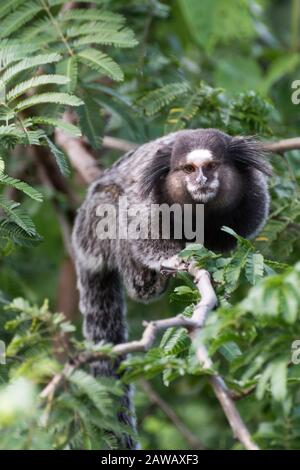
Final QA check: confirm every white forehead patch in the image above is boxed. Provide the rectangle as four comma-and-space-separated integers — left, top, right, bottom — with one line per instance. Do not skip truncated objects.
186, 149, 213, 166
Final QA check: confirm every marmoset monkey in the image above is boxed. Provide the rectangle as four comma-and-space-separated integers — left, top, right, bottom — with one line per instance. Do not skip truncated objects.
72, 128, 271, 449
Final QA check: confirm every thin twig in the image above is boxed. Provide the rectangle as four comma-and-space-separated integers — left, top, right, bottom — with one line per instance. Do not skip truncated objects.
140, 379, 205, 450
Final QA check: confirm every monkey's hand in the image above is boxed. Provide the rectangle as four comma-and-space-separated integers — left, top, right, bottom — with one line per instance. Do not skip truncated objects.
160, 255, 188, 277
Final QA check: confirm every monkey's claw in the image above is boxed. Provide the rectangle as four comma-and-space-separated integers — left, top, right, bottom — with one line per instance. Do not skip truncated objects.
160, 266, 178, 277
160, 256, 188, 277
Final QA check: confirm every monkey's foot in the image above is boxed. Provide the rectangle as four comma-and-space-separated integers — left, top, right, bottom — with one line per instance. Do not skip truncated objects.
160, 255, 188, 277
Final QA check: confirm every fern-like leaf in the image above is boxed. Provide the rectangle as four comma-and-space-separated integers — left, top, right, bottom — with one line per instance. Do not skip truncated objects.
77, 48, 123, 82
60, 9, 125, 24
0, 0, 27, 20
56, 56, 78, 93
43, 135, 70, 176
20, 17, 54, 41
68, 370, 114, 415
77, 90, 103, 149
31, 116, 81, 137
6, 74, 70, 101
165, 82, 222, 132
14, 92, 83, 111
1, 53, 62, 84
0, 156, 4, 174
0, 174, 43, 201
74, 28, 138, 48
0, 220, 42, 246
139, 82, 190, 116
67, 22, 126, 38
0, 2, 43, 38
0, 40, 40, 68
0, 195, 37, 235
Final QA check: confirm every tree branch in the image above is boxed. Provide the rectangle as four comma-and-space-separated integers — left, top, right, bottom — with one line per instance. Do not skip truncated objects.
102, 136, 300, 156
54, 112, 102, 184
101, 136, 300, 156
102, 136, 137, 152
263, 137, 300, 153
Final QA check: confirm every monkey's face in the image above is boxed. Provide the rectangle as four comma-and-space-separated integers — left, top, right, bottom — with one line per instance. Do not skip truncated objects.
165, 129, 230, 204
179, 149, 222, 203
167, 148, 223, 204
143, 128, 270, 208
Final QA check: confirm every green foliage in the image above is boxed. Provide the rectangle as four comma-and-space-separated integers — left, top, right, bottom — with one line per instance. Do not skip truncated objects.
77, 49, 124, 82
138, 82, 275, 136
0, 297, 126, 450
139, 82, 191, 116
178, 0, 255, 52
0, 0, 137, 243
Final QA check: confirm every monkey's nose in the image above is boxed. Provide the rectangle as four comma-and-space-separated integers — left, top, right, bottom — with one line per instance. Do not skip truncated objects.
196, 171, 207, 187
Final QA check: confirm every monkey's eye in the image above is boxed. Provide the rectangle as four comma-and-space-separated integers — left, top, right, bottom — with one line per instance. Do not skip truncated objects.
205, 162, 219, 171
183, 164, 196, 174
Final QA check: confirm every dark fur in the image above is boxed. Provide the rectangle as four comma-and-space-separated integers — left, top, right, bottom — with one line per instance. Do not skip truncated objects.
142, 131, 271, 199
226, 136, 271, 176
140, 130, 271, 251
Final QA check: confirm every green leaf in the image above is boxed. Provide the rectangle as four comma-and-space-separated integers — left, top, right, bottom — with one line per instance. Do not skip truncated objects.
77, 49, 124, 82
257, 360, 288, 402
256, 363, 273, 400
259, 54, 300, 95
31, 116, 81, 137
77, 91, 103, 149
139, 82, 190, 116
246, 253, 264, 285
0, 0, 27, 20
0, 195, 37, 235
43, 135, 70, 176
61, 9, 125, 24
0, 221, 42, 246
241, 264, 300, 323
0, 156, 5, 173
219, 341, 242, 362
224, 247, 251, 293
271, 360, 287, 402
0, 2, 43, 38
1, 53, 62, 84
6, 74, 70, 102
74, 29, 138, 48
14, 92, 83, 111
0, 41, 41, 68
165, 82, 222, 132
0, 174, 43, 201
178, 0, 255, 52
56, 56, 78, 93
68, 370, 113, 414
67, 21, 127, 38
